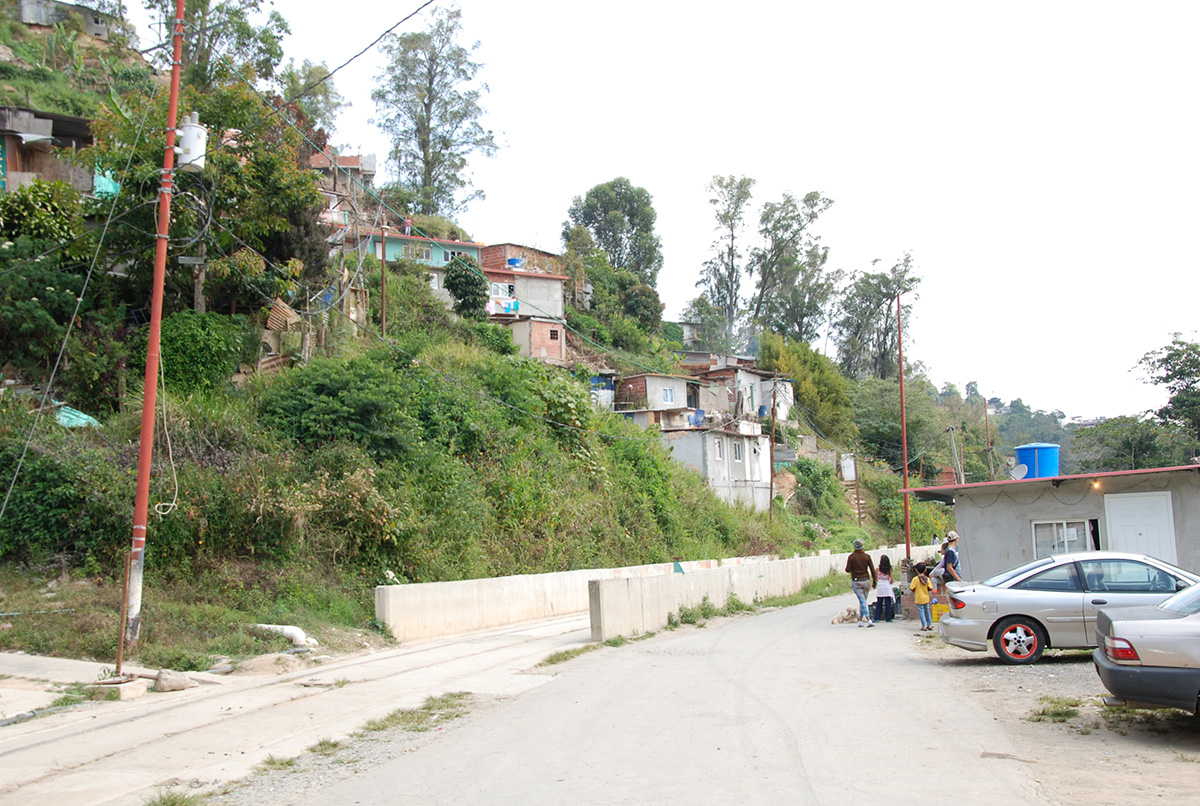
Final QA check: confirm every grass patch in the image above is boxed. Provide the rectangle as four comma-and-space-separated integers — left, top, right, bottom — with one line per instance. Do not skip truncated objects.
759, 569, 852, 608
359, 691, 471, 734
541, 644, 601, 665
141, 788, 205, 806
604, 636, 628, 647
50, 681, 119, 708
256, 754, 297, 771
1028, 696, 1083, 723
308, 738, 343, 756
1101, 704, 1196, 734
0, 564, 385, 671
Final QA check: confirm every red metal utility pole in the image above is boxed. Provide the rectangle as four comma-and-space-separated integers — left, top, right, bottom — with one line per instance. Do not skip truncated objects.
125, 0, 186, 646
380, 231, 387, 337
897, 293, 911, 560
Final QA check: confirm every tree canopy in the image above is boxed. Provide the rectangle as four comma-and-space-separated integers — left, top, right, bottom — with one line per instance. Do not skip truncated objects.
832, 254, 920, 380
563, 177, 664, 287
144, 0, 289, 92
748, 191, 838, 344
698, 174, 755, 344
1139, 335, 1200, 441
371, 7, 497, 216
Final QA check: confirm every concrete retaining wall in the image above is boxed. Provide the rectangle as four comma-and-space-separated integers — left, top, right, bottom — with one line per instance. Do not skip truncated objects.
375, 556, 774, 643
588, 545, 942, 642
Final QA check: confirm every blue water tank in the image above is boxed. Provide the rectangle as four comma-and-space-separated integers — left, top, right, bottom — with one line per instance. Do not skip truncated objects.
1014, 443, 1060, 478
757, 404, 769, 418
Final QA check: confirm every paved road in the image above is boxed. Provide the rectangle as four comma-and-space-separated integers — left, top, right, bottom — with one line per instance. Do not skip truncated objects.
228, 595, 1055, 806
0, 614, 592, 806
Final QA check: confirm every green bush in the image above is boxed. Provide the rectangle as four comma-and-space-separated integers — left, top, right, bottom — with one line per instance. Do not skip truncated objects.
130, 311, 246, 394
259, 353, 419, 459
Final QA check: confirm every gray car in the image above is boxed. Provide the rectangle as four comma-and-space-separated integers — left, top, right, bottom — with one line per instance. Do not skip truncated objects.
1094, 582, 1200, 713
937, 551, 1198, 665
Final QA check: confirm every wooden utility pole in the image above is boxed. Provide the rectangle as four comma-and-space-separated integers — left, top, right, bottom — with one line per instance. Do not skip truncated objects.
124, 0, 186, 646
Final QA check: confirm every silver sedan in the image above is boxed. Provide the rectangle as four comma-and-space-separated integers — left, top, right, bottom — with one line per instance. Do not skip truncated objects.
937, 551, 1199, 665
1094, 583, 1200, 713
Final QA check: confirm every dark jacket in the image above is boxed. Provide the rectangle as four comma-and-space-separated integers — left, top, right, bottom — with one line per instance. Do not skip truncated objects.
845, 550, 877, 584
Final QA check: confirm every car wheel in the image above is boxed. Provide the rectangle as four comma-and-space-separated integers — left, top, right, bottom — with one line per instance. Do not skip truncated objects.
992, 617, 1046, 665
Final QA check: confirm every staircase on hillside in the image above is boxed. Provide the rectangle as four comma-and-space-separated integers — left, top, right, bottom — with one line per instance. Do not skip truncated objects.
841, 478, 865, 526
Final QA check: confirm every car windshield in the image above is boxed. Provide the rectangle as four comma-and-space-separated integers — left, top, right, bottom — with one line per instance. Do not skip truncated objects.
1158, 582, 1200, 615
982, 557, 1054, 588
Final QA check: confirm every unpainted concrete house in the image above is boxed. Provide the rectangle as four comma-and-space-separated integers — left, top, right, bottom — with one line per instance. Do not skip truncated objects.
911, 465, 1200, 580
661, 423, 772, 511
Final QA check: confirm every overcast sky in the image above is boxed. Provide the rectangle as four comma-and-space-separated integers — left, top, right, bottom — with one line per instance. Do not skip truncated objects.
132, 1, 1200, 421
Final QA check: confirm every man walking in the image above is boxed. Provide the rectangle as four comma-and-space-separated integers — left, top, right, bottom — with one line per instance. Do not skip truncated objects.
846, 538, 877, 627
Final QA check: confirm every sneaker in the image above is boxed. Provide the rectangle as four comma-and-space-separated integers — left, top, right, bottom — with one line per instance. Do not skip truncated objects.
867, 620, 875, 628
858, 620, 865, 628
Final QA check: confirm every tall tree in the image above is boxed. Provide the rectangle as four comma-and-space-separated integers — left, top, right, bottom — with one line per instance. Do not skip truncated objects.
372, 7, 497, 216
1139, 335, 1200, 440
563, 177, 664, 287
832, 253, 920, 380
144, 0, 289, 92
748, 191, 837, 343
277, 58, 346, 137
698, 175, 755, 346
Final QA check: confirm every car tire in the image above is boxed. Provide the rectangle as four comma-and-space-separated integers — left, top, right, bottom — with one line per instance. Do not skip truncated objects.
992, 617, 1046, 665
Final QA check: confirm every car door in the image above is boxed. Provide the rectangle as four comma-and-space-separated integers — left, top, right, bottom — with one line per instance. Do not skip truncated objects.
1007, 561, 1087, 649
1078, 558, 1182, 644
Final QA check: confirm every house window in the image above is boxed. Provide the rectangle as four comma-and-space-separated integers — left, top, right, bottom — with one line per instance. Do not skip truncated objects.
549, 329, 559, 341
403, 244, 432, 261
714, 438, 723, 460
444, 249, 471, 263
733, 441, 743, 462
429, 273, 439, 290
662, 388, 675, 404
1031, 519, 1099, 558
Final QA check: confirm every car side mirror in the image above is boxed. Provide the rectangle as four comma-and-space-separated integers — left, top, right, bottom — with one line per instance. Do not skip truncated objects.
1178, 579, 1193, 592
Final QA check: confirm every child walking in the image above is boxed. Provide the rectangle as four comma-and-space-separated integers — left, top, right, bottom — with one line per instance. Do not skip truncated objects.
872, 555, 896, 622
910, 561, 934, 630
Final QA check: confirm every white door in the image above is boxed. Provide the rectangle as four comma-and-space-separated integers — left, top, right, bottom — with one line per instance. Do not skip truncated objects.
1103, 492, 1177, 563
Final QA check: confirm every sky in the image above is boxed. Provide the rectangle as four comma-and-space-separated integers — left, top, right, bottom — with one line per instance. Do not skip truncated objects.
128, 1, 1200, 421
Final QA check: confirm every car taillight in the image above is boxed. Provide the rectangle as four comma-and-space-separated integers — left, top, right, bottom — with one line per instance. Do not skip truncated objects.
949, 596, 966, 609
1104, 635, 1141, 663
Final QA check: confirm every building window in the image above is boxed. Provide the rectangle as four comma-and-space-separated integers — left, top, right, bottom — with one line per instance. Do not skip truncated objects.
733, 441, 743, 462
714, 438, 723, 460
429, 273, 439, 290
662, 388, 675, 404
549, 329, 559, 341
444, 249, 471, 262
403, 244, 432, 261
1031, 519, 1099, 558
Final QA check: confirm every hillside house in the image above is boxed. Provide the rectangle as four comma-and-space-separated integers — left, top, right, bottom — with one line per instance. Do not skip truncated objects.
695, 365, 792, 421
0, 107, 94, 193
910, 465, 1200, 580
308, 152, 376, 236
365, 232, 569, 361
661, 422, 772, 510
18, 1, 112, 39
615, 372, 701, 430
